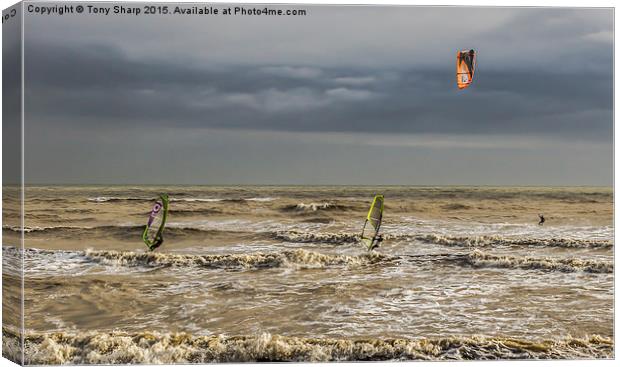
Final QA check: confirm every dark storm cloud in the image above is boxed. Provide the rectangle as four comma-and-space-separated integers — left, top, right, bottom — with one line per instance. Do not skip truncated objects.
25, 36, 611, 140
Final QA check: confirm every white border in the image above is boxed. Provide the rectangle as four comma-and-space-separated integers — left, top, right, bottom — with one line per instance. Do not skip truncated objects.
0, 1, 616, 367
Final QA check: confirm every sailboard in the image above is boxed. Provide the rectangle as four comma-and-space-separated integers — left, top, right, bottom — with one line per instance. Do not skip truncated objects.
456, 49, 476, 89
361, 194, 384, 251
142, 193, 169, 251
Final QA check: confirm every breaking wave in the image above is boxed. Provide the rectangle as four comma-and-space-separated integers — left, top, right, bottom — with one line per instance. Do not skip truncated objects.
87, 196, 150, 203
3, 225, 146, 239
273, 230, 360, 244
281, 202, 349, 212
246, 197, 277, 202
5, 225, 360, 244
5, 223, 612, 252
3, 225, 101, 234
462, 250, 613, 274
2, 225, 249, 241
268, 230, 613, 250
11, 245, 610, 274
416, 234, 613, 249
83, 248, 389, 270
3, 328, 612, 364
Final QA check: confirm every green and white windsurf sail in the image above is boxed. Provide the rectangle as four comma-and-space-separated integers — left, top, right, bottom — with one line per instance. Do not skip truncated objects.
142, 194, 169, 251
361, 194, 384, 251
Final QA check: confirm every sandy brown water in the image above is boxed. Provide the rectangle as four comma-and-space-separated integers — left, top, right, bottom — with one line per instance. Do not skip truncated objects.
2, 186, 614, 363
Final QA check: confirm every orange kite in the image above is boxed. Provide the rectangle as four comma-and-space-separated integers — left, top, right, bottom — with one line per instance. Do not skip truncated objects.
456, 49, 476, 90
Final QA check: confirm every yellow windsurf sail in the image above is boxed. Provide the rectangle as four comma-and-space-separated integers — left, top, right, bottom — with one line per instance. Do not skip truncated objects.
361, 194, 384, 251
456, 49, 476, 90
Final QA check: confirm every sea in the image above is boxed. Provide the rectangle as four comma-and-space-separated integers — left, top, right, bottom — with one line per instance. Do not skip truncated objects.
1, 185, 614, 363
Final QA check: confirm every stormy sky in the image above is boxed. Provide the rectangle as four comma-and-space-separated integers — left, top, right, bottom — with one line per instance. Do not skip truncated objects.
22, 4, 612, 185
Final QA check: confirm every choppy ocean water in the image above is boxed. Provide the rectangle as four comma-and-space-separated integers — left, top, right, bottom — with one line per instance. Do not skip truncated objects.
2, 186, 614, 363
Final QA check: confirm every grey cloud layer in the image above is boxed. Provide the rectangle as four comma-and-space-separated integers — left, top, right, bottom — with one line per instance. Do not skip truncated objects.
26, 38, 611, 139
20, 4, 613, 184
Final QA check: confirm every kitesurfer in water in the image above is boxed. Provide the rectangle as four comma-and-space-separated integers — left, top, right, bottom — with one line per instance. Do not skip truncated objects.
538, 214, 545, 226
